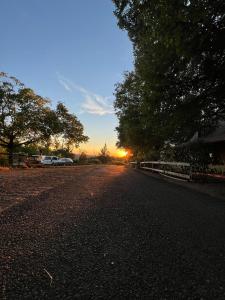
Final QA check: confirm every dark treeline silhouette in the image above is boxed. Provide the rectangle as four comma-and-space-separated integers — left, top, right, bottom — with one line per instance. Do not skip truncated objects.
113, 0, 225, 162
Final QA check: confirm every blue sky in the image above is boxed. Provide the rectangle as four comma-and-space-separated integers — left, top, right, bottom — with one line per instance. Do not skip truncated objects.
0, 0, 133, 155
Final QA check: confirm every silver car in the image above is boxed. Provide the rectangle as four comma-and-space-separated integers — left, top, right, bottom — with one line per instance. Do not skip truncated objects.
52, 158, 73, 166
41, 156, 59, 165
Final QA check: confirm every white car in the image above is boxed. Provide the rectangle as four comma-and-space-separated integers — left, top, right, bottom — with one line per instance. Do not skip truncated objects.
41, 156, 59, 165
52, 158, 73, 166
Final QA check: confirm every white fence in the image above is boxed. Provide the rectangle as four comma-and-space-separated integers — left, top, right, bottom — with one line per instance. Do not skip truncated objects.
130, 161, 192, 181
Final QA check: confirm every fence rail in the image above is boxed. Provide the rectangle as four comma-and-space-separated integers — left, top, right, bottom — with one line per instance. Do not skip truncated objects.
130, 161, 192, 181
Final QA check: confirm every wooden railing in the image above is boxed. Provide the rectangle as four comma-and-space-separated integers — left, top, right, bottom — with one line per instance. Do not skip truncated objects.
130, 161, 192, 181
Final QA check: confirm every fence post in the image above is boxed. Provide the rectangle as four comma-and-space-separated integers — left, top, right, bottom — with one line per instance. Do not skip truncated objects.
189, 164, 192, 181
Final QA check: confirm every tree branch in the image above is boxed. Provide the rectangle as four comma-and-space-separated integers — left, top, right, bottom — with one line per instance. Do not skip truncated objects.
0, 143, 7, 148
17, 139, 39, 146
0, 138, 8, 145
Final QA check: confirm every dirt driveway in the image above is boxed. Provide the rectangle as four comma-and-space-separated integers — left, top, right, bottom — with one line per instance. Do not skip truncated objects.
0, 166, 103, 213
1, 165, 225, 299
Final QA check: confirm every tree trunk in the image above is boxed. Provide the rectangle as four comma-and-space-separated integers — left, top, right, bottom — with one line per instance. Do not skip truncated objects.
7, 143, 14, 167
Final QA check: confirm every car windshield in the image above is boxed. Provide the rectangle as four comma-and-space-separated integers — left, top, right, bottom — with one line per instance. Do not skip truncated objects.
44, 156, 51, 160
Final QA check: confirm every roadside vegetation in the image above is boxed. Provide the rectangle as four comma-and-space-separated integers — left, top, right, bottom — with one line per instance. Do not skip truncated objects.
78, 144, 125, 165
113, 0, 225, 165
0, 72, 89, 165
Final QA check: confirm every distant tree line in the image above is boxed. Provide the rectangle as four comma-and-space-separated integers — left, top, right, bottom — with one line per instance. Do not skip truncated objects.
78, 143, 112, 164
0, 72, 88, 164
113, 0, 225, 161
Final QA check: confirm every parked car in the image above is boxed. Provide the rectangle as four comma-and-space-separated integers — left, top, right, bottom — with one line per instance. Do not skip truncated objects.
52, 158, 73, 166
41, 156, 59, 165
26, 155, 43, 167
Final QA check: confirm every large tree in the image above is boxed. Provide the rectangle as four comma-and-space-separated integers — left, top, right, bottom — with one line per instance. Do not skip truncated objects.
0, 73, 88, 164
113, 0, 225, 158
55, 102, 89, 150
114, 72, 151, 158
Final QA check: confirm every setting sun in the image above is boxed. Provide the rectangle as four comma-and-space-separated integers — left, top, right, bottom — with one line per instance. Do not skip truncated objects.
116, 149, 128, 158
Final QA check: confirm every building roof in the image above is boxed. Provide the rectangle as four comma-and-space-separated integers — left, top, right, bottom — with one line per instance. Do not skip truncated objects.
178, 121, 225, 147
201, 121, 225, 144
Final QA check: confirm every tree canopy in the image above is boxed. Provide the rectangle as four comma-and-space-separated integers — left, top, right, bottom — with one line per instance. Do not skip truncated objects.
0, 73, 88, 162
55, 102, 89, 150
113, 0, 225, 159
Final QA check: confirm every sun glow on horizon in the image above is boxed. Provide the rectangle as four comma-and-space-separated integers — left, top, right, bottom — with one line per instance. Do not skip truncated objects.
116, 149, 129, 158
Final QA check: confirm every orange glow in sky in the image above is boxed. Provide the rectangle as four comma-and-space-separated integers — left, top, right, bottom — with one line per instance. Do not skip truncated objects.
116, 149, 128, 158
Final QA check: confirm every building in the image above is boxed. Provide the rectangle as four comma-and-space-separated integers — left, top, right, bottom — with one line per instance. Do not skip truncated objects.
179, 122, 225, 164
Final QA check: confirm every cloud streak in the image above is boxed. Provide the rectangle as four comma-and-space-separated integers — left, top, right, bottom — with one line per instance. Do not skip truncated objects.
57, 73, 113, 116
58, 79, 72, 92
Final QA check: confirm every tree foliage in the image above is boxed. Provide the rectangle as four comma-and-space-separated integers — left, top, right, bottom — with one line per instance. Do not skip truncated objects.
0, 73, 88, 163
55, 102, 89, 150
113, 0, 225, 159
98, 143, 111, 163
79, 151, 87, 163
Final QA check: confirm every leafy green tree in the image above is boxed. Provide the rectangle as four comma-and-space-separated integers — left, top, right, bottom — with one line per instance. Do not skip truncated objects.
0, 73, 88, 164
0, 73, 56, 164
52, 148, 75, 159
114, 72, 146, 156
113, 0, 225, 157
55, 102, 89, 150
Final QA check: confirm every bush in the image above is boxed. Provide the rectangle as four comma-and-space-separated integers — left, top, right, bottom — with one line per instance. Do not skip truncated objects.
0, 154, 9, 166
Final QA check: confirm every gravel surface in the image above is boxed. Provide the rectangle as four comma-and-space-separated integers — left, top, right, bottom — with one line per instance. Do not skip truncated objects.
1, 165, 225, 299
0, 166, 95, 213
138, 169, 225, 200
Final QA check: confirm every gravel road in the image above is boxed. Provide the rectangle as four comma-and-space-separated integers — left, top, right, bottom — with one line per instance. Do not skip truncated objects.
1, 165, 225, 299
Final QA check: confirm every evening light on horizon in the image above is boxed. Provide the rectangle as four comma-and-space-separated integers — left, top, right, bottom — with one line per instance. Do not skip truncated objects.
1, 1, 225, 298
0, 0, 133, 156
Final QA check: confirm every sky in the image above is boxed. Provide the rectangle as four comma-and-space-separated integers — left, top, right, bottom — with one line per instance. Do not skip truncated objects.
0, 0, 133, 156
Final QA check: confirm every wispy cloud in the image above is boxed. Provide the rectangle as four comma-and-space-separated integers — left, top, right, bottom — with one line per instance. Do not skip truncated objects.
58, 79, 72, 92
57, 73, 113, 116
